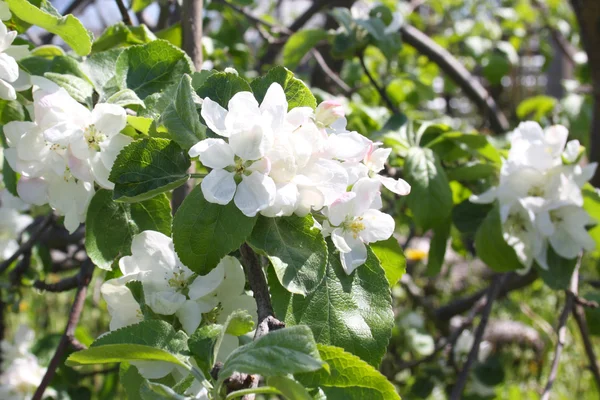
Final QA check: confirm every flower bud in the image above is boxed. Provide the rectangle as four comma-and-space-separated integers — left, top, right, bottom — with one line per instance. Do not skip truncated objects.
315, 99, 344, 127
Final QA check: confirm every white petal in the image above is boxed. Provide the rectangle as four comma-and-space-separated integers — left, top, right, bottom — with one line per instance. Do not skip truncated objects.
227, 91, 260, 123
201, 169, 236, 205
100, 133, 133, 170
90, 153, 114, 189
340, 237, 368, 274
563, 140, 581, 163
379, 175, 411, 195
176, 300, 203, 335
188, 263, 225, 300
215, 334, 239, 363
327, 132, 372, 162
0, 53, 19, 83
331, 228, 352, 253
201, 97, 229, 136
216, 256, 247, 297
545, 125, 568, 157
360, 209, 395, 243
218, 293, 257, 325
92, 103, 127, 137
229, 123, 271, 161
147, 290, 187, 315
469, 187, 497, 204
131, 361, 174, 379
326, 192, 356, 226
17, 177, 48, 205
234, 172, 276, 217
366, 147, 391, 173
259, 83, 287, 131
68, 152, 94, 183
188, 138, 235, 169
0, 77, 15, 100
352, 177, 383, 214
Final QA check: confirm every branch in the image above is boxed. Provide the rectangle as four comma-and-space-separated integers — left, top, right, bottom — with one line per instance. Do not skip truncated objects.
33, 270, 82, 292
358, 53, 400, 114
182, 0, 203, 71
450, 274, 507, 400
400, 24, 510, 134
32, 260, 95, 400
531, 0, 576, 65
0, 216, 53, 274
540, 263, 580, 400
115, 0, 133, 26
572, 304, 600, 391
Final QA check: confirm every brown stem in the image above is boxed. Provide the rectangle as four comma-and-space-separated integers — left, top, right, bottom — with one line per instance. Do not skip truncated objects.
450, 274, 507, 399
540, 263, 580, 400
358, 53, 399, 114
400, 24, 510, 134
115, 0, 133, 26
32, 260, 94, 400
572, 304, 600, 391
182, 0, 203, 71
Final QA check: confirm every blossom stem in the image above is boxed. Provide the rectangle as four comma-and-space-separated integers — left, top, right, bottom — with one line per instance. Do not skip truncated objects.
190, 173, 207, 179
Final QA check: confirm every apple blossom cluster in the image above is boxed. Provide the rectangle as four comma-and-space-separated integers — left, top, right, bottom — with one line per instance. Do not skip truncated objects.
471, 121, 597, 270
190, 83, 411, 273
0, 325, 53, 400
101, 231, 256, 381
4, 78, 132, 233
0, 20, 30, 100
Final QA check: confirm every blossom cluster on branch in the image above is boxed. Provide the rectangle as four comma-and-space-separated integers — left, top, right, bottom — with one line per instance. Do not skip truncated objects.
471, 121, 596, 271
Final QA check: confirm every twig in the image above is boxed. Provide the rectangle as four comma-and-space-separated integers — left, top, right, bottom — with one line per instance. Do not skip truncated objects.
400, 24, 510, 133
32, 260, 95, 400
574, 296, 599, 308
0, 216, 53, 274
310, 49, 351, 94
572, 303, 600, 391
115, 0, 133, 26
531, 0, 576, 65
358, 53, 400, 114
33, 271, 82, 292
450, 274, 507, 399
540, 263, 580, 400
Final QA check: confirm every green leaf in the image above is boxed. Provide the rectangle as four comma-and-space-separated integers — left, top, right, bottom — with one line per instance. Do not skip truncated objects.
251, 66, 317, 110
270, 240, 393, 367
172, 184, 257, 274
219, 326, 325, 383
156, 74, 206, 150
474, 204, 523, 272
188, 310, 255, 376
404, 147, 453, 230
116, 40, 193, 99
188, 325, 221, 377
426, 132, 502, 165
195, 71, 251, 108
30, 45, 65, 58
370, 237, 406, 287
452, 200, 493, 235
109, 138, 191, 202
535, 247, 577, 290
248, 214, 327, 295
296, 344, 400, 400
5, 0, 93, 56
132, 0, 154, 12
85, 189, 172, 270
44, 72, 94, 107
446, 163, 498, 182
584, 293, 600, 337
156, 23, 182, 48
517, 95, 557, 122
92, 319, 188, 353
81, 48, 124, 98
107, 89, 145, 109
66, 344, 186, 368
267, 376, 313, 400
283, 29, 328, 69
92, 23, 156, 53
120, 363, 144, 400
426, 218, 451, 276
140, 381, 188, 400
583, 184, 600, 253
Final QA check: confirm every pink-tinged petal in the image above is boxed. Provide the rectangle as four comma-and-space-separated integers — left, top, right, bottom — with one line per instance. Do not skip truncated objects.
92, 103, 127, 137
17, 177, 48, 205
315, 99, 345, 127
339, 236, 367, 274
360, 209, 395, 243
200, 97, 229, 137
68, 153, 93, 183
365, 147, 391, 173
201, 169, 236, 205
234, 172, 276, 217
352, 177, 382, 214
379, 175, 411, 196
189, 138, 235, 169
306, 159, 349, 206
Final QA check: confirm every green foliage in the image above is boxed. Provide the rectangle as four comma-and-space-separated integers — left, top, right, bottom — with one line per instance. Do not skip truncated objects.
296, 344, 401, 399
283, 29, 328, 69
195, 71, 251, 108
66, 344, 186, 368
251, 66, 317, 110
218, 326, 325, 384
116, 40, 193, 99
426, 218, 451, 276
107, 89, 146, 109
93, 23, 155, 52
44, 72, 94, 107
404, 147, 453, 230
452, 200, 493, 235
267, 376, 313, 400
270, 240, 393, 367
248, 214, 328, 295
172, 184, 257, 274
5, 0, 93, 55
109, 138, 191, 202
85, 190, 172, 270
120, 363, 145, 400
475, 204, 523, 272
370, 237, 406, 287
517, 95, 557, 122
155, 74, 206, 150
535, 247, 577, 290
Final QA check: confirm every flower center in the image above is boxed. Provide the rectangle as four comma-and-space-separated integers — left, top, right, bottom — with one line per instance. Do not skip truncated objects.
527, 185, 544, 197
167, 270, 188, 290
506, 212, 528, 233
343, 216, 365, 239
84, 124, 106, 151
550, 210, 563, 224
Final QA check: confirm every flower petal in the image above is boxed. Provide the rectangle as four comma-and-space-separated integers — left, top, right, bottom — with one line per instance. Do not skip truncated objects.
379, 175, 411, 196
234, 172, 276, 217
201, 169, 236, 205
92, 103, 127, 137
200, 97, 229, 137
188, 262, 225, 300
360, 209, 395, 243
176, 300, 203, 335
188, 138, 235, 169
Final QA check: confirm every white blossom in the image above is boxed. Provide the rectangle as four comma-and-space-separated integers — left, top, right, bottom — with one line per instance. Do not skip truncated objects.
0, 190, 32, 261
0, 21, 30, 101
